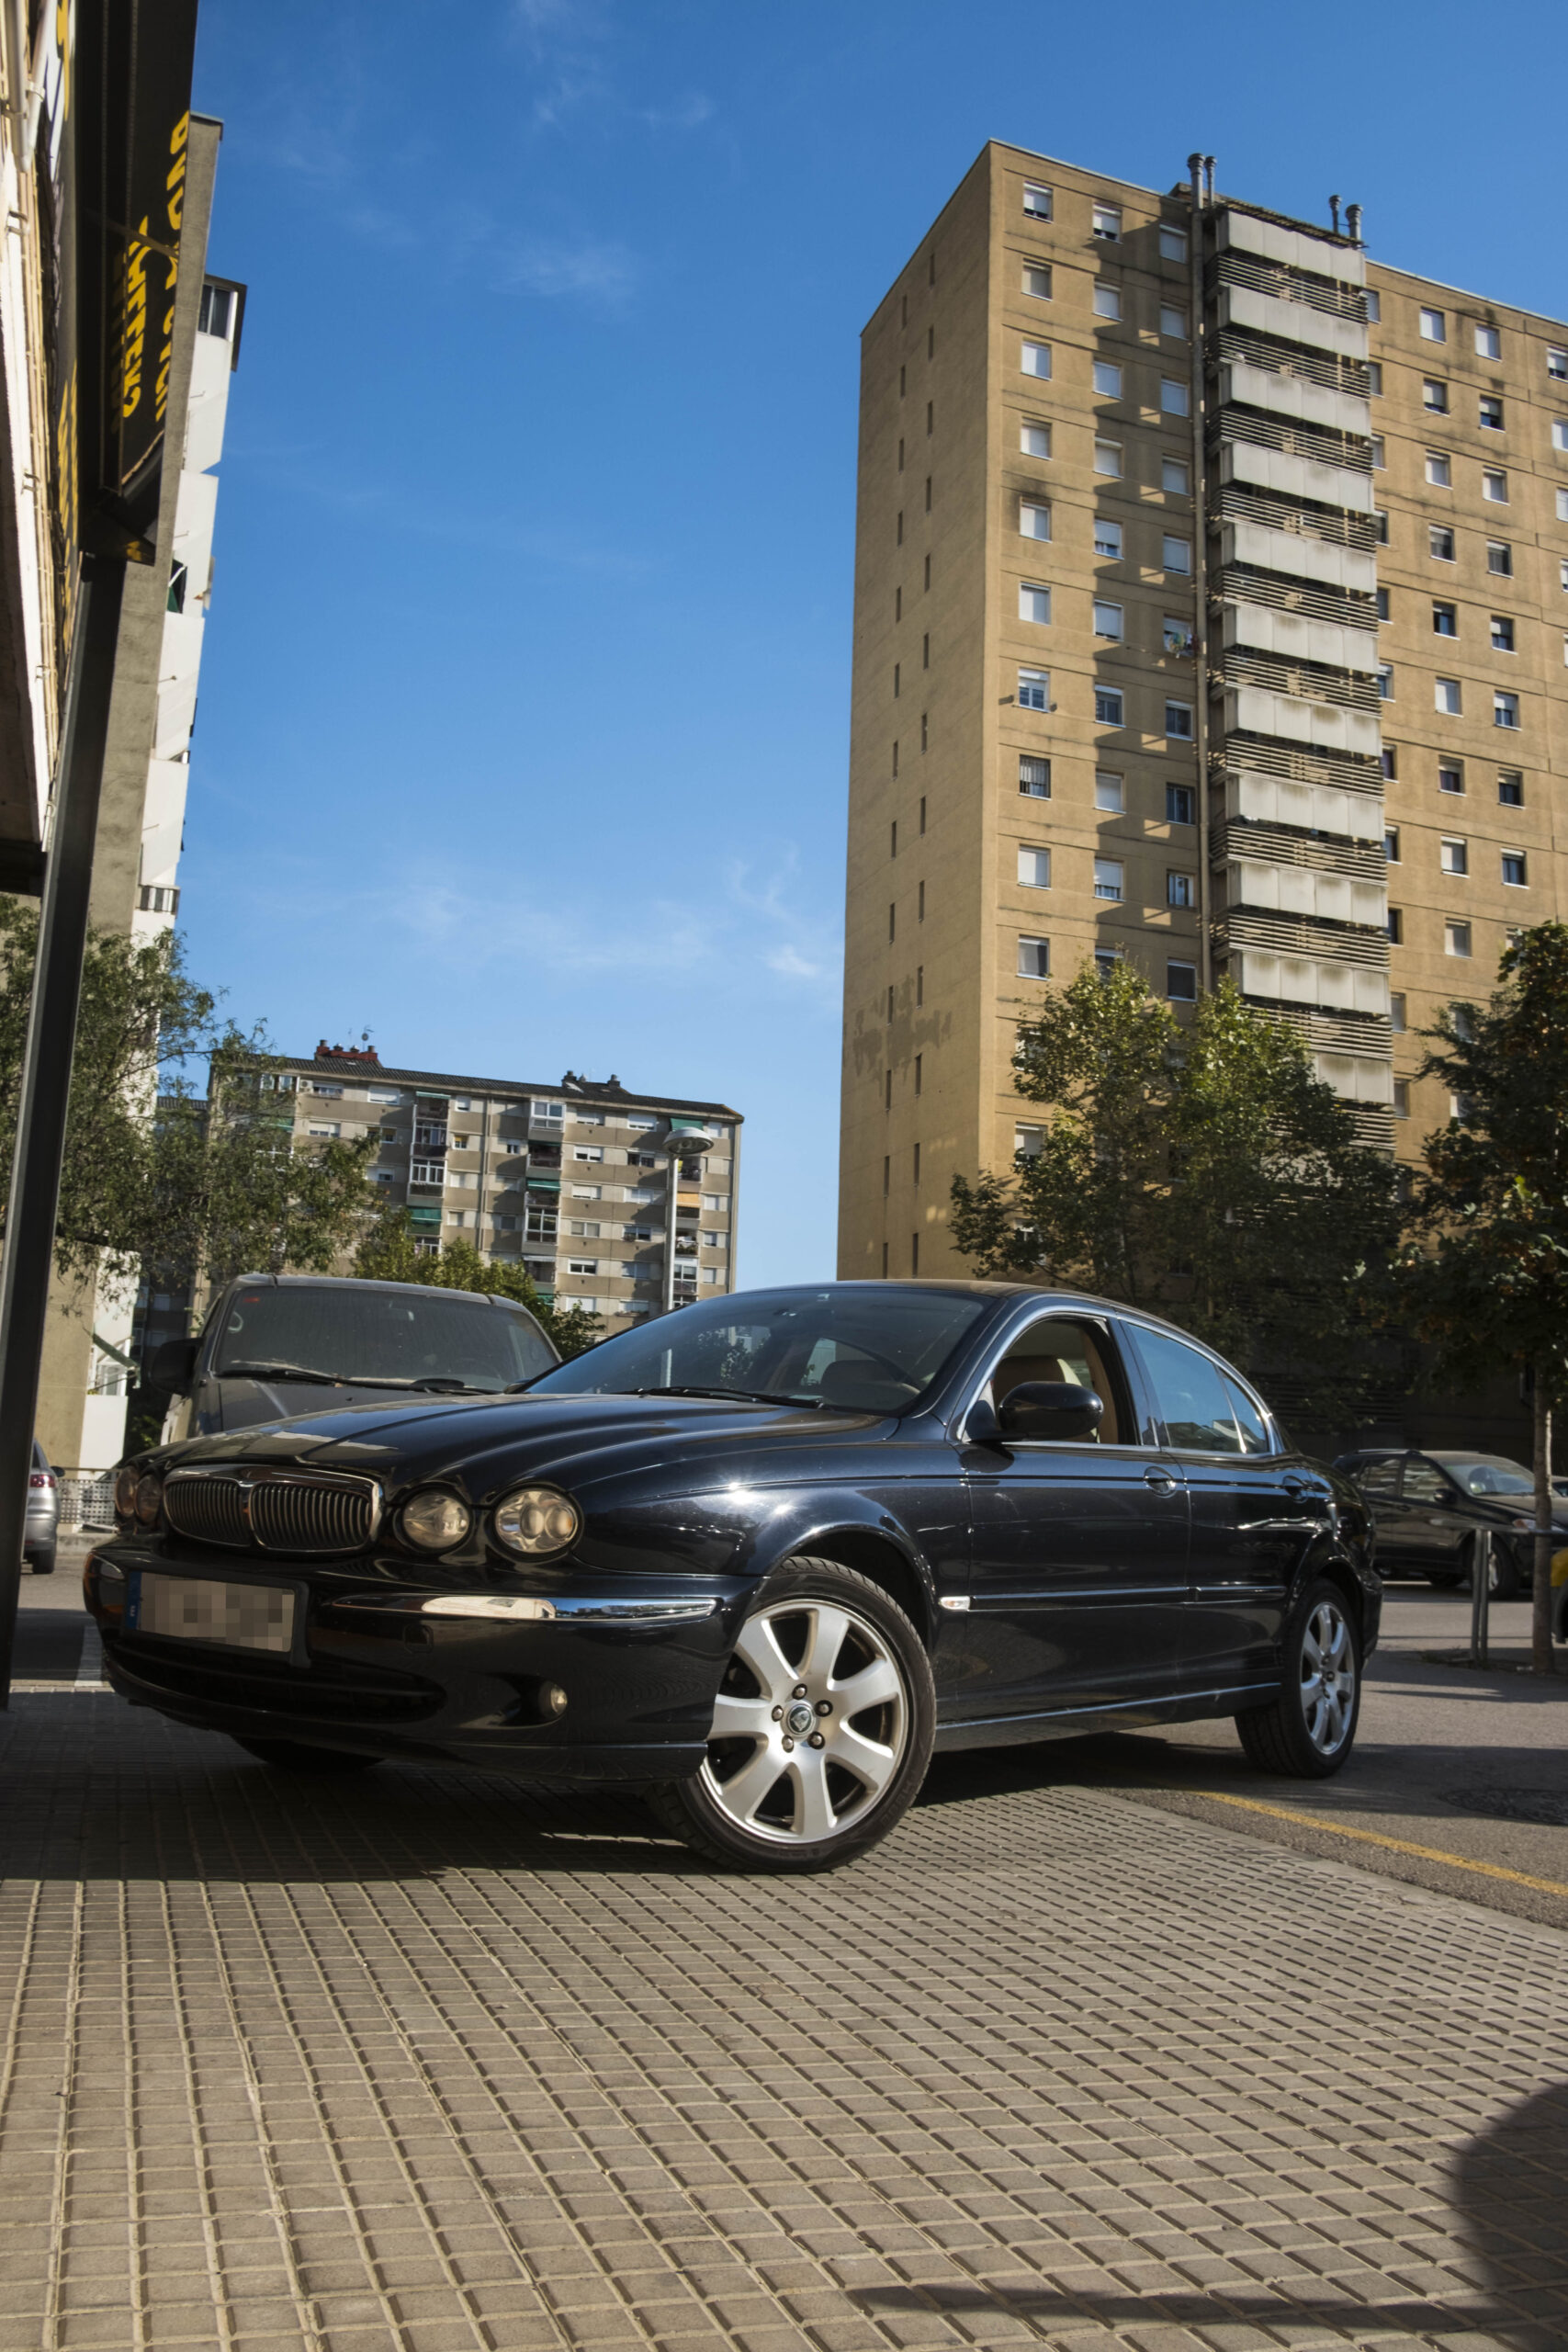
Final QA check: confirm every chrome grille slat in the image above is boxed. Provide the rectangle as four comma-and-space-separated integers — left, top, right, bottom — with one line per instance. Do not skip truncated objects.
164, 1469, 378, 1556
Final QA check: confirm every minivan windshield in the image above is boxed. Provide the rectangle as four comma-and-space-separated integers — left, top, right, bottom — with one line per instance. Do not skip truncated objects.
526, 1285, 991, 1413
212, 1283, 556, 1392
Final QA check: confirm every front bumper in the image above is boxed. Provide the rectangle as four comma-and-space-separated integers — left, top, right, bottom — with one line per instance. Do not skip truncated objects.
85, 1540, 748, 1780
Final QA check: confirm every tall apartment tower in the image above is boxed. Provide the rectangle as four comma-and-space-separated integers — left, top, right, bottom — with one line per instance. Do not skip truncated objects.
839, 142, 1568, 1283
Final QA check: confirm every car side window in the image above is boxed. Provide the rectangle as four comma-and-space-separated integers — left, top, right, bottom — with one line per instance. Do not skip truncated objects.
1223, 1375, 1272, 1455
1135, 1328, 1244, 1453
1356, 1461, 1403, 1498
984, 1319, 1126, 1444
1402, 1460, 1452, 1505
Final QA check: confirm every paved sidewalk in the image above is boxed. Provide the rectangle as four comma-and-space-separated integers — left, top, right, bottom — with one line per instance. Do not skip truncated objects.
2, 1697, 1566, 2352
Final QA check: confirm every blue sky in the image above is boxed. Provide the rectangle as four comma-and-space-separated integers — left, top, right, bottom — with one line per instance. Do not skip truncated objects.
185, 0, 1565, 1286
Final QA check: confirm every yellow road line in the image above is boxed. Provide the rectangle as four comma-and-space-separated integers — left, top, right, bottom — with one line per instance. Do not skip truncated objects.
1199, 1791, 1568, 1900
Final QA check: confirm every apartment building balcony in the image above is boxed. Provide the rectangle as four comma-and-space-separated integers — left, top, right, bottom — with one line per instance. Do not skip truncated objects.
525, 1173, 561, 1194
413, 1124, 447, 1150
409, 1162, 446, 1189
1217, 439, 1374, 515
1220, 602, 1378, 679
1213, 815, 1386, 878
1219, 685, 1381, 762
1215, 281, 1368, 363
1214, 503, 1377, 570
1213, 563, 1375, 633
1216, 650, 1379, 715
1224, 859, 1387, 930
1214, 325, 1370, 400
1222, 941, 1390, 1020
1215, 359, 1371, 439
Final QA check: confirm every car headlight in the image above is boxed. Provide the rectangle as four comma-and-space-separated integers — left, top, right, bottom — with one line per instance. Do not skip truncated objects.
492, 1486, 581, 1558
114, 1465, 141, 1522
400, 1489, 474, 1552
134, 1470, 164, 1527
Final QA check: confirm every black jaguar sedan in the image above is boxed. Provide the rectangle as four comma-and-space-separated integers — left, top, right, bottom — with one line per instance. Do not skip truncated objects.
85, 1283, 1378, 1871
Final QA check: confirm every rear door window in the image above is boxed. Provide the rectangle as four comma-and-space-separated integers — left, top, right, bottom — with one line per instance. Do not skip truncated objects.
1223, 1375, 1272, 1454
1401, 1459, 1454, 1505
1356, 1460, 1403, 1498
1134, 1328, 1244, 1453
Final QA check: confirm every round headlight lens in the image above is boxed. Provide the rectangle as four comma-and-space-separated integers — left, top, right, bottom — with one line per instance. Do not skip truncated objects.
114, 1465, 141, 1521
400, 1489, 474, 1552
493, 1487, 581, 1558
133, 1471, 164, 1527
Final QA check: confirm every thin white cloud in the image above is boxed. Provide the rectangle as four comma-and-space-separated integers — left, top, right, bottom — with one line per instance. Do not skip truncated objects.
640, 93, 715, 131
502, 234, 638, 306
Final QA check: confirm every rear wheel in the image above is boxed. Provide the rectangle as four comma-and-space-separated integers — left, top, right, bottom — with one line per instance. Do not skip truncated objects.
648, 1557, 934, 1871
1236, 1580, 1360, 1778
232, 1738, 381, 1774
1484, 1535, 1523, 1600
28, 1546, 55, 1577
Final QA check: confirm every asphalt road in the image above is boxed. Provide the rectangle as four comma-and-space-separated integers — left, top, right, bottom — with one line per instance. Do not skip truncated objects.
11, 1550, 1567, 1924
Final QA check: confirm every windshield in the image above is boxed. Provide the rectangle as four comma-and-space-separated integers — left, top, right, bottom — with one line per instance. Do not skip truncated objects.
1447, 1457, 1534, 1498
527, 1285, 991, 1412
211, 1283, 556, 1391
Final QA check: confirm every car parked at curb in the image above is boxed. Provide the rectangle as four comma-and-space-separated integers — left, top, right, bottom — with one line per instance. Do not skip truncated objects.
26, 1440, 57, 1576
1348, 1449, 1565, 1597
85, 1282, 1379, 1872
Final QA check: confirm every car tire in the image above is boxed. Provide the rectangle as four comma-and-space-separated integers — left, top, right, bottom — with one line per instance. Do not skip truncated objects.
1484, 1536, 1523, 1600
647, 1556, 935, 1872
28, 1546, 56, 1577
1235, 1578, 1361, 1779
232, 1738, 382, 1773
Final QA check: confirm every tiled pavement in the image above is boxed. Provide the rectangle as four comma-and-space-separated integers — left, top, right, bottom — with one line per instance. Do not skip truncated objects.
2, 1694, 1566, 2352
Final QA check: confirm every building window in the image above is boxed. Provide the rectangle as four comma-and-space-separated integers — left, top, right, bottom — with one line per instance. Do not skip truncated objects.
1432, 602, 1457, 636
1162, 535, 1192, 573
1095, 685, 1124, 724
1094, 439, 1122, 477
1364, 289, 1381, 322
1367, 361, 1383, 394
1425, 451, 1450, 488
1159, 304, 1188, 341
1390, 993, 1406, 1032
1475, 322, 1502, 359
1502, 851, 1528, 888
1495, 689, 1520, 728
1376, 662, 1393, 699
1018, 667, 1049, 710
1445, 920, 1472, 957
1480, 395, 1504, 430
1554, 420, 1568, 452
1095, 770, 1124, 811
1440, 837, 1468, 876
1166, 783, 1195, 825
1420, 306, 1446, 342
198, 281, 234, 337
1562, 560, 1568, 593
567, 1259, 599, 1277
1093, 949, 1119, 979
1023, 181, 1052, 219
1020, 498, 1052, 540
1093, 857, 1124, 901
1021, 421, 1051, 458
1017, 936, 1050, 978
1019, 754, 1051, 797
1015, 1125, 1043, 1159
1486, 540, 1512, 576
1092, 359, 1122, 398
1021, 339, 1052, 379
1393, 1080, 1410, 1118
1161, 457, 1189, 495
1160, 378, 1189, 416
1429, 525, 1455, 560
1482, 469, 1508, 503
1423, 379, 1449, 413
1376, 587, 1391, 621
1093, 282, 1122, 320
1092, 598, 1123, 639
1162, 616, 1193, 656
1370, 435, 1385, 469
1380, 746, 1397, 779
918, 880, 925, 920
1019, 582, 1051, 625
1497, 770, 1524, 806
1093, 518, 1123, 559
1164, 699, 1193, 739
1438, 761, 1464, 795
1166, 960, 1197, 1001
1383, 829, 1400, 862
1023, 262, 1052, 300
1548, 345, 1568, 380
1491, 615, 1515, 652
1559, 490, 1568, 523
914, 1053, 922, 1093
1435, 676, 1461, 715
1158, 225, 1187, 262
1018, 846, 1051, 888
1092, 202, 1122, 242
1387, 909, 1403, 944
1166, 872, 1195, 909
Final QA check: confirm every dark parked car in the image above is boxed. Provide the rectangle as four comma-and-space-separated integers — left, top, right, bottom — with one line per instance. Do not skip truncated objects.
26, 1439, 58, 1576
1348, 1450, 1566, 1597
152, 1272, 558, 1441
86, 1283, 1379, 1871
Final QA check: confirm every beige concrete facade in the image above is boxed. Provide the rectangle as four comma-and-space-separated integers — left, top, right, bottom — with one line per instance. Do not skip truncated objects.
839, 141, 1568, 1297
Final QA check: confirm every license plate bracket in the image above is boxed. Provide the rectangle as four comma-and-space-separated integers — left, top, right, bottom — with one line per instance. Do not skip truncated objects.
126, 1570, 300, 1657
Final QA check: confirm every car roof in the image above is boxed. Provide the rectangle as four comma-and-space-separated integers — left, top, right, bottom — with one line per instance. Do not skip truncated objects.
228, 1273, 526, 1307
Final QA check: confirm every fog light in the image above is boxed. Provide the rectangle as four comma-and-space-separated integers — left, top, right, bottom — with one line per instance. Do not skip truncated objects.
543, 1681, 569, 1716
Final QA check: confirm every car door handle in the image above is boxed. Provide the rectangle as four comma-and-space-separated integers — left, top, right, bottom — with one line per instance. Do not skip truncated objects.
1282, 1477, 1310, 1496
1143, 1466, 1180, 1491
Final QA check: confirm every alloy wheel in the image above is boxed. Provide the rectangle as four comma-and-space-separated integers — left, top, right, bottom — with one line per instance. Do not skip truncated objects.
701, 1599, 909, 1846
1299, 1598, 1356, 1757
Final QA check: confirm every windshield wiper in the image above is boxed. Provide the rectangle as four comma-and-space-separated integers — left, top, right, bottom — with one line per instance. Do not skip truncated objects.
217, 1362, 344, 1386
633, 1384, 826, 1410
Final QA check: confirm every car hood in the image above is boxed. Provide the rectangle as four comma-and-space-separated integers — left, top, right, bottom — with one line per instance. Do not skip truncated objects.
212, 1374, 484, 1429
154, 1389, 883, 1498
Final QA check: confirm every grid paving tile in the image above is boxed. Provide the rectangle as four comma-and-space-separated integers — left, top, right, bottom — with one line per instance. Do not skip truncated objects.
1, 1699, 1567, 2352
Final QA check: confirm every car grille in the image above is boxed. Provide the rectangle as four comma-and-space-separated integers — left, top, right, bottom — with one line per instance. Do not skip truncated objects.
164, 1469, 379, 1556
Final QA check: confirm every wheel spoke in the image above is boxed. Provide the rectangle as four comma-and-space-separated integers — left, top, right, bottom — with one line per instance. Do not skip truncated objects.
716, 1743, 790, 1826
732, 1613, 797, 1703
826, 1723, 899, 1797
709, 1690, 776, 1738
788, 1750, 837, 1840
832, 1654, 902, 1715
799, 1604, 852, 1684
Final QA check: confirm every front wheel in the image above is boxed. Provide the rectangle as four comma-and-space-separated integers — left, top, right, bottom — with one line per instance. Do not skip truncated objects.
28, 1546, 56, 1577
232, 1738, 381, 1774
648, 1558, 935, 1871
1236, 1579, 1361, 1778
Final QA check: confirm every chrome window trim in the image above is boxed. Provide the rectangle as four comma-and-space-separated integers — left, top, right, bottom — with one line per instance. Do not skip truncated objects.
956, 1309, 1146, 1451
1116, 1314, 1283, 1459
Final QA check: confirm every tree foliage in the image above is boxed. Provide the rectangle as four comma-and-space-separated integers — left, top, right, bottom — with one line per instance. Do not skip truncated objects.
354, 1201, 603, 1360
949, 964, 1402, 1420
1396, 922, 1568, 1669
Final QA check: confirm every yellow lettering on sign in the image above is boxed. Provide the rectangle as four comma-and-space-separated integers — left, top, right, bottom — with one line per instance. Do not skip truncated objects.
120, 220, 151, 421
165, 113, 189, 235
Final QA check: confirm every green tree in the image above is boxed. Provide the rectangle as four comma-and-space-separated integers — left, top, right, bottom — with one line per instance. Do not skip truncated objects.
354, 1201, 603, 1360
1397, 923, 1568, 1672
950, 964, 1402, 1422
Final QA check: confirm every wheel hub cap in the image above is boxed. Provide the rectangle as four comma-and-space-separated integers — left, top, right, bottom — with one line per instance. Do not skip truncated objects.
785, 1701, 816, 1737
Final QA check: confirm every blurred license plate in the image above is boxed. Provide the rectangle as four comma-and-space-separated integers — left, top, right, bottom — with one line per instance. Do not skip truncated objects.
128, 1572, 295, 1654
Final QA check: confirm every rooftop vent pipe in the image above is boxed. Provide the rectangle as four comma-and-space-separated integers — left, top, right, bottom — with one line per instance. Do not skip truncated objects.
1347, 201, 1363, 243
1329, 194, 1341, 234
1204, 155, 1216, 202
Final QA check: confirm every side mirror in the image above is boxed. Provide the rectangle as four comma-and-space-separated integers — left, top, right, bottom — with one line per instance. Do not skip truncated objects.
148, 1336, 199, 1394
998, 1381, 1104, 1442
